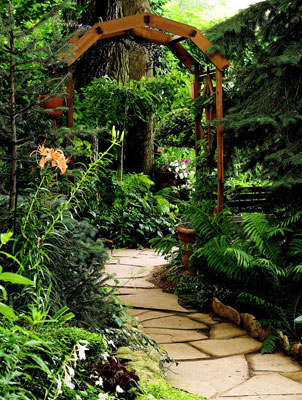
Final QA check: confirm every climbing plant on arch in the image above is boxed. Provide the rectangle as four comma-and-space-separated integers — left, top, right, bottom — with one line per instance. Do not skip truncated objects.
64, 12, 230, 211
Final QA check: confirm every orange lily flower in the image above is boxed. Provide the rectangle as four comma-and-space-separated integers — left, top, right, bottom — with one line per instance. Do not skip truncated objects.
30, 145, 69, 174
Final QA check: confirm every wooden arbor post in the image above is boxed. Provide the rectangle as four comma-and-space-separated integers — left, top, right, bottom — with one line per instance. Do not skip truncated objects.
216, 68, 224, 213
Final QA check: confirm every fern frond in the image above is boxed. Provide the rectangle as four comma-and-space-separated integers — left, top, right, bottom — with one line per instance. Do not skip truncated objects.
148, 237, 178, 256
280, 210, 302, 227
260, 331, 279, 354
241, 213, 281, 263
224, 247, 253, 269
289, 233, 302, 256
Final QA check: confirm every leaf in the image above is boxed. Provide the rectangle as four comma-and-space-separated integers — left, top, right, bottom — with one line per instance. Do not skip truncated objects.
0, 272, 34, 286
0, 302, 16, 319
0, 231, 13, 245
294, 315, 302, 324
28, 354, 51, 375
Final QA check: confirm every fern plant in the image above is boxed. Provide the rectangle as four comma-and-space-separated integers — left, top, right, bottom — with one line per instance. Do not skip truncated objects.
190, 207, 302, 340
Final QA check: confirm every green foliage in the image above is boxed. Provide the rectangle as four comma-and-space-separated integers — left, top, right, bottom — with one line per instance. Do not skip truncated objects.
95, 172, 177, 248
138, 379, 206, 400
45, 218, 126, 332
74, 77, 156, 138
189, 206, 302, 339
42, 326, 108, 367
154, 108, 194, 147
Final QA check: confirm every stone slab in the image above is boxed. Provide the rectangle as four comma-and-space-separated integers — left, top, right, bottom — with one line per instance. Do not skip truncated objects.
281, 371, 302, 383
116, 256, 168, 267
160, 343, 210, 360
144, 327, 208, 343
166, 355, 249, 398
210, 322, 247, 339
106, 258, 119, 264
247, 352, 302, 373
109, 278, 155, 288
136, 310, 173, 322
190, 337, 262, 357
105, 264, 154, 279
187, 313, 220, 326
127, 308, 149, 317
112, 249, 142, 257
142, 315, 208, 330
117, 288, 140, 295
118, 289, 190, 313
222, 373, 302, 396
139, 248, 162, 255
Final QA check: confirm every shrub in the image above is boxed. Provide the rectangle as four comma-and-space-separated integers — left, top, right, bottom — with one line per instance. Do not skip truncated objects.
154, 108, 195, 147
95, 172, 177, 248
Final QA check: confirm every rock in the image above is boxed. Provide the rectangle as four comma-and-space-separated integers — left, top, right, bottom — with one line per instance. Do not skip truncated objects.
116, 346, 163, 382
290, 342, 302, 360
240, 313, 270, 341
211, 298, 241, 326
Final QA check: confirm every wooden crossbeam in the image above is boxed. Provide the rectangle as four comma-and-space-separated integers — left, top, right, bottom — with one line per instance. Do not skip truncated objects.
166, 42, 196, 73
130, 27, 169, 46
166, 35, 186, 44
130, 27, 196, 72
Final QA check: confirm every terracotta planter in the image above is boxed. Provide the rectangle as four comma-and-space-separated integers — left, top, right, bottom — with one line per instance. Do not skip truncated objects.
40, 95, 63, 117
175, 223, 195, 275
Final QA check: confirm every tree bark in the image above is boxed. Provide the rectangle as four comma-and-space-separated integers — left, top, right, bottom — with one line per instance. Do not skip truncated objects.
121, 0, 154, 174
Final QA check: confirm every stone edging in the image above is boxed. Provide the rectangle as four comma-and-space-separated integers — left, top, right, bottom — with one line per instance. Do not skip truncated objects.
211, 297, 302, 361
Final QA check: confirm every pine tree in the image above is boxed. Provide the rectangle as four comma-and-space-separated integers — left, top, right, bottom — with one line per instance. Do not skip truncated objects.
0, 1, 72, 212
207, 0, 302, 213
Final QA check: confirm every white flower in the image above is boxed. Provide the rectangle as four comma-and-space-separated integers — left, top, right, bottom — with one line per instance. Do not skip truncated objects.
77, 340, 89, 360
56, 377, 62, 394
67, 364, 75, 378
179, 173, 184, 179
98, 393, 108, 399
95, 376, 104, 387
116, 385, 124, 393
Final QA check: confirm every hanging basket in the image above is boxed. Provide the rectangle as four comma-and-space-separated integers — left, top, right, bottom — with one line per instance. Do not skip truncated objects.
40, 95, 63, 117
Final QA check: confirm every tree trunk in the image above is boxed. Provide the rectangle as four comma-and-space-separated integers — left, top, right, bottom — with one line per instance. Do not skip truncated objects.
121, 0, 154, 174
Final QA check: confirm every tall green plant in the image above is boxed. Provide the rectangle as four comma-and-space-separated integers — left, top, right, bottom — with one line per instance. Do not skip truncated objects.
12, 130, 122, 317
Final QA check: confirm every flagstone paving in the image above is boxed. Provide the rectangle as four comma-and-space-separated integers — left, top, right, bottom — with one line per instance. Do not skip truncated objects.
107, 249, 302, 399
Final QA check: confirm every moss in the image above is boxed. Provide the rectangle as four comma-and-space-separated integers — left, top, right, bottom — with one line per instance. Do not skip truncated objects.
116, 346, 164, 382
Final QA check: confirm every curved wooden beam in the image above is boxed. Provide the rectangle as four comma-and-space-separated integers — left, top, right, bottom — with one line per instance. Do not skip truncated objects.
67, 12, 230, 71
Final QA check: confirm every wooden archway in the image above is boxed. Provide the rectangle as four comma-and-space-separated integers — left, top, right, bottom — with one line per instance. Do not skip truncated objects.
65, 13, 230, 212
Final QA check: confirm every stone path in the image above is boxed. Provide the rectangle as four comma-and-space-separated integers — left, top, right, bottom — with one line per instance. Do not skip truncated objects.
105, 249, 302, 400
